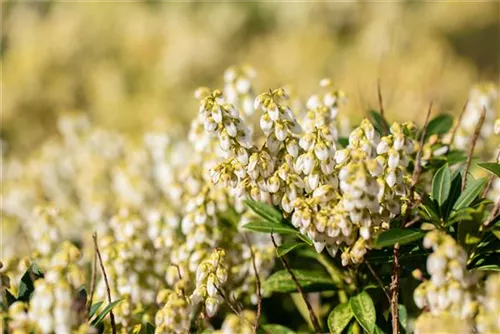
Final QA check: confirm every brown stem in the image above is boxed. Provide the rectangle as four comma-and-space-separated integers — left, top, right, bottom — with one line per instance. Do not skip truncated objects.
448, 99, 468, 145
366, 261, 390, 302
482, 150, 500, 198
390, 243, 400, 334
483, 198, 500, 228
244, 234, 262, 334
93, 233, 117, 334
461, 107, 486, 191
87, 251, 98, 317
405, 102, 433, 222
270, 233, 322, 333
404, 216, 421, 228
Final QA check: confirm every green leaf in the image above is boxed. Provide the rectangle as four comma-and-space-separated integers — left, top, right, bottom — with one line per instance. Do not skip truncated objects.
263, 270, 336, 293
425, 114, 453, 139
453, 178, 488, 211
261, 324, 295, 334
244, 200, 283, 224
374, 229, 425, 249
350, 291, 376, 334
398, 304, 408, 330
276, 242, 306, 257
90, 299, 122, 326
89, 301, 104, 319
442, 170, 463, 220
472, 264, 500, 272
145, 322, 155, 334
369, 110, 389, 135
296, 233, 313, 246
447, 208, 474, 226
328, 302, 353, 334
477, 162, 500, 178
432, 164, 451, 207
17, 264, 44, 302
338, 137, 349, 148
242, 220, 298, 235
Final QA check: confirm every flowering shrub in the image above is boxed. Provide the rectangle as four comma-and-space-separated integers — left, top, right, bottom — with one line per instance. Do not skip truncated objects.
1, 67, 499, 334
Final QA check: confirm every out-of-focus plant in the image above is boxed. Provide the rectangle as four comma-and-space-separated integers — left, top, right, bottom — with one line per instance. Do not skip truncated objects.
2, 2, 498, 156
1, 65, 499, 333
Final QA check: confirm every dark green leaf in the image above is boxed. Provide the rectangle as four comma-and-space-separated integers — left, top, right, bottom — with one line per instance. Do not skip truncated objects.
89, 301, 104, 319
453, 178, 488, 211
17, 264, 44, 302
242, 220, 298, 235
425, 114, 453, 139
477, 162, 500, 178
350, 291, 376, 334
432, 164, 451, 207
446, 150, 467, 165
263, 270, 336, 293
328, 302, 353, 334
442, 170, 462, 220
91, 299, 122, 326
296, 233, 313, 246
244, 200, 283, 224
374, 229, 425, 249
145, 322, 155, 334
338, 137, 349, 148
369, 110, 389, 135
276, 242, 306, 257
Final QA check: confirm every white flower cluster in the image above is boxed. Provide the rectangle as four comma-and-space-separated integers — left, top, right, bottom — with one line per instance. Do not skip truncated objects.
214, 310, 256, 334
224, 65, 257, 116
7, 242, 87, 334
414, 231, 480, 322
191, 249, 229, 318
154, 280, 192, 334
205, 81, 415, 265
454, 84, 498, 152
476, 273, 500, 333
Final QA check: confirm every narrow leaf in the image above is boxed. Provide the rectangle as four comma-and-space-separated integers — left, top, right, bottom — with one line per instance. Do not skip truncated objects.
374, 228, 425, 249
91, 299, 122, 326
432, 164, 451, 207
350, 291, 376, 334
263, 270, 336, 293
369, 110, 389, 135
477, 162, 500, 178
244, 199, 283, 224
328, 302, 353, 334
242, 220, 298, 234
453, 178, 488, 211
276, 242, 305, 257
89, 301, 104, 319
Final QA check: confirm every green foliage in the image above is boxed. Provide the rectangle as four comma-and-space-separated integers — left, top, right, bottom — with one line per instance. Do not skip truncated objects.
477, 162, 500, 178
374, 228, 425, 248
425, 114, 453, 139
368, 110, 389, 135
432, 164, 451, 207
90, 299, 122, 326
350, 291, 376, 334
263, 270, 336, 293
244, 199, 283, 224
328, 302, 353, 334
453, 178, 487, 211
17, 263, 44, 302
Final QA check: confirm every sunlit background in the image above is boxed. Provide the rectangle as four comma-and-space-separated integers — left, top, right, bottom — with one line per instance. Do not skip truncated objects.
2, 1, 499, 156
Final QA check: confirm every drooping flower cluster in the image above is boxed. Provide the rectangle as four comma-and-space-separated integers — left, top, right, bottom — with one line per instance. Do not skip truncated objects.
154, 280, 192, 334
214, 310, 256, 334
191, 249, 229, 317
414, 231, 480, 328
476, 273, 500, 333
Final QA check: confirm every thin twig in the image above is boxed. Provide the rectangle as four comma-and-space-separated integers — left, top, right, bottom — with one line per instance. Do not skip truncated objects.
244, 234, 262, 334
405, 102, 433, 222
270, 233, 322, 333
87, 251, 98, 317
390, 244, 400, 334
93, 233, 117, 334
366, 261, 390, 302
482, 150, 500, 198
404, 216, 421, 228
448, 99, 468, 145
483, 198, 500, 228
462, 107, 486, 191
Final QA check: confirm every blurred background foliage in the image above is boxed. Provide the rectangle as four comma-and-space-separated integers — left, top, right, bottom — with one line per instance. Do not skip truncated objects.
2, 1, 499, 156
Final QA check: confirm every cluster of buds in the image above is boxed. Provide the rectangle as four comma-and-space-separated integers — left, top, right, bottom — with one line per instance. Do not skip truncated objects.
224, 65, 257, 116
214, 310, 256, 334
453, 84, 498, 153
154, 280, 192, 334
414, 231, 480, 322
18, 242, 86, 333
476, 273, 500, 333
191, 249, 229, 317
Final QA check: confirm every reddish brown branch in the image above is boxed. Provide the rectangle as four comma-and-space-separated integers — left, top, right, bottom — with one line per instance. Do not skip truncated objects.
462, 108, 486, 191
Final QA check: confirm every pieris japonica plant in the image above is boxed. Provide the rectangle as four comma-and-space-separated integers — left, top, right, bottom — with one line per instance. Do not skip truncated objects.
1, 67, 499, 334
